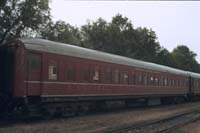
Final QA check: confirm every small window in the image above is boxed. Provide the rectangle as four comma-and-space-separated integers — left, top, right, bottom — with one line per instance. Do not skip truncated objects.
164, 78, 168, 86
175, 80, 177, 87
83, 68, 89, 81
160, 77, 163, 86
185, 80, 188, 87
183, 81, 185, 87
49, 65, 57, 80
182, 81, 184, 87
179, 81, 182, 87
66, 65, 74, 81
168, 79, 171, 86
185, 81, 187, 87
172, 79, 175, 86
150, 76, 154, 85
177, 80, 179, 87
162, 77, 165, 86
93, 67, 99, 81
155, 77, 159, 86
105, 67, 111, 83
136, 73, 142, 85
143, 74, 148, 85
113, 69, 119, 84
123, 73, 129, 84
195, 81, 198, 88
29, 53, 41, 70
132, 73, 135, 84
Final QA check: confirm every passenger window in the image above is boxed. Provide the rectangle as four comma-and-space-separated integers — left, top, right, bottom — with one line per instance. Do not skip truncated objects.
175, 80, 178, 87
29, 52, 41, 70
143, 74, 147, 85
184, 81, 186, 87
83, 68, 89, 81
168, 79, 171, 86
185, 80, 188, 87
162, 77, 165, 86
123, 73, 129, 84
172, 80, 175, 86
180, 81, 183, 87
49, 65, 57, 80
150, 76, 154, 85
147, 75, 150, 85
137, 73, 142, 85
113, 69, 119, 84
132, 73, 135, 84
93, 67, 99, 81
195, 81, 197, 88
105, 68, 111, 83
160, 77, 163, 86
155, 77, 159, 86
179, 81, 182, 87
164, 78, 168, 86
66, 65, 74, 81
182, 81, 185, 87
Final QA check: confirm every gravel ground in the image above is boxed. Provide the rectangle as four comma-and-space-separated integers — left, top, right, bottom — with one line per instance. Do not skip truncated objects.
172, 119, 200, 133
1, 102, 200, 133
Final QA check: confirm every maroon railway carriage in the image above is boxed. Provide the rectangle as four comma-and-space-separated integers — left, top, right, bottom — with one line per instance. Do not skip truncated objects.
187, 72, 200, 97
0, 38, 200, 116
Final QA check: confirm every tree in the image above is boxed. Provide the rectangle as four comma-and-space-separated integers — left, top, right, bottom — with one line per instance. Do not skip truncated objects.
81, 14, 136, 56
132, 27, 160, 62
108, 14, 135, 56
81, 14, 162, 64
40, 20, 81, 45
156, 47, 175, 67
81, 18, 109, 49
0, 0, 50, 45
171, 45, 200, 73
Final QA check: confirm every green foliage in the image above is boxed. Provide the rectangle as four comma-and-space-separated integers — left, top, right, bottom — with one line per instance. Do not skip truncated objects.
81, 18, 107, 49
40, 20, 81, 46
171, 45, 200, 73
156, 48, 174, 66
132, 27, 160, 62
0, 0, 50, 44
81, 15, 134, 56
81, 14, 160, 62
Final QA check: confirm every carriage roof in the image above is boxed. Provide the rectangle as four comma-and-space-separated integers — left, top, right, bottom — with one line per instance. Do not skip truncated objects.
18, 38, 200, 78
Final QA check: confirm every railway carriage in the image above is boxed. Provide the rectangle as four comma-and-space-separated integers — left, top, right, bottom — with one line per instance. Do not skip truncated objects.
187, 72, 200, 96
0, 38, 200, 116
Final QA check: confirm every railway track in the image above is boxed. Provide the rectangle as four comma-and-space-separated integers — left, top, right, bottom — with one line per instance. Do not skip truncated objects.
106, 109, 200, 133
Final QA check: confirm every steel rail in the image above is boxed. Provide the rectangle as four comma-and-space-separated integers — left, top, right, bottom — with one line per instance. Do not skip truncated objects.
160, 115, 200, 133
106, 109, 200, 133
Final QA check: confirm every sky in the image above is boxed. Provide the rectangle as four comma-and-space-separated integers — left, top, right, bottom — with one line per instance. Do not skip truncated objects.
50, 1, 200, 62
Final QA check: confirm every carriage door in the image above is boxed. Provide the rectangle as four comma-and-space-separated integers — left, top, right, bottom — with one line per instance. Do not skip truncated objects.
27, 52, 42, 96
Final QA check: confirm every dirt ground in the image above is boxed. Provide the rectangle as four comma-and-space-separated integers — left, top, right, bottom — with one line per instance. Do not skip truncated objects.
172, 120, 200, 133
1, 102, 200, 133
